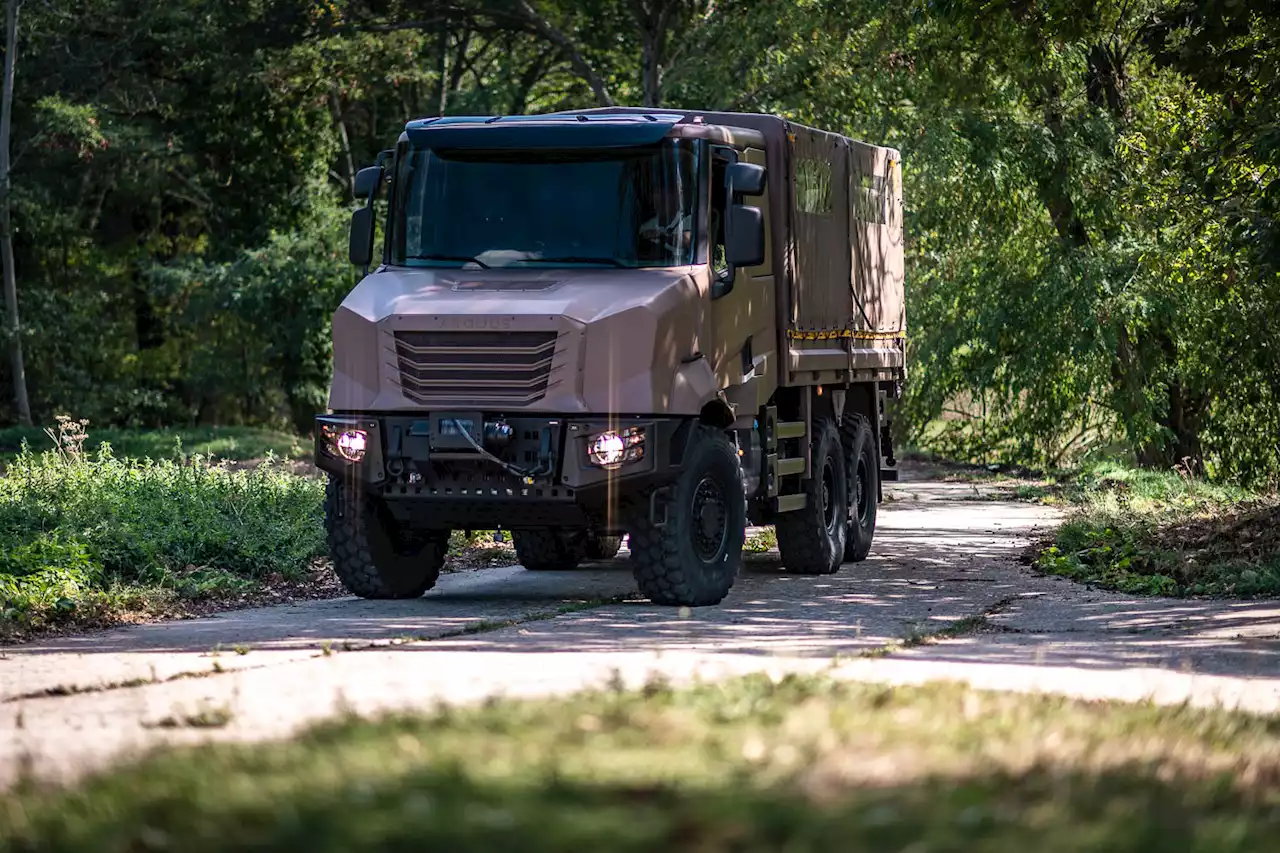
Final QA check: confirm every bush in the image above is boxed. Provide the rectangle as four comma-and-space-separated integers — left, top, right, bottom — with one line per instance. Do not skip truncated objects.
0, 419, 325, 632
1036, 462, 1280, 598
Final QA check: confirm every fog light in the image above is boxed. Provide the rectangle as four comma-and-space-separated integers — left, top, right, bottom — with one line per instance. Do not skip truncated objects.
335, 429, 367, 463
587, 427, 644, 470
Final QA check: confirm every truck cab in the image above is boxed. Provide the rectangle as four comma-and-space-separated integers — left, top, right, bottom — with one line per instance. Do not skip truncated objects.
316, 109, 905, 607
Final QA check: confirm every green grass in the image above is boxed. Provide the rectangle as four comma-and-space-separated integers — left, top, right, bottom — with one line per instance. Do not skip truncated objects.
1036, 461, 1280, 597
3, 674, 1279, 851
0, 423, 307, 466
0, 420, 326, 638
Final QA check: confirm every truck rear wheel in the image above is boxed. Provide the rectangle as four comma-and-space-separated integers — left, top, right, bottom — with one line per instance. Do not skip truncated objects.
629, 427, 745, 606
775, 419, 848, 575
325, 476, 446, 599
512, 529, 582, 571
583, 530, 623, 561
842, 414, 879, 562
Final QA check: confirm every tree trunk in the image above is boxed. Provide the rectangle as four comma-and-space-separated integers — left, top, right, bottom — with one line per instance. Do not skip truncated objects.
0, 0, 30, 426
329, 85, 356, 200
432, 24, 448, 115
631, 0, 675, 107
1036, 84, 1089, 249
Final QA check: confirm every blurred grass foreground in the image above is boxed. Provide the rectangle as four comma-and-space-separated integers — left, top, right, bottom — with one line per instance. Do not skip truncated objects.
3, 675, 1278, 851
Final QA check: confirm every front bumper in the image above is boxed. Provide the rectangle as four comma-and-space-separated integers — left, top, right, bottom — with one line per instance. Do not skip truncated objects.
315, 413, 695, 530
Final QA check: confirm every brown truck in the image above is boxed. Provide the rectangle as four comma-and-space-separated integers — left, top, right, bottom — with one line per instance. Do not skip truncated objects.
316, 107, 906, 607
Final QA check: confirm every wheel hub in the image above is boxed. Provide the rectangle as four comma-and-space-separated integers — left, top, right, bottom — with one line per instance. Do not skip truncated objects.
821, 458, 838, 532
691, 477, 728, 562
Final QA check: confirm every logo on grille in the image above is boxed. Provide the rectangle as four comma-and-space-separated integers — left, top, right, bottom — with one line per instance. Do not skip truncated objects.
435, 317, 515, 330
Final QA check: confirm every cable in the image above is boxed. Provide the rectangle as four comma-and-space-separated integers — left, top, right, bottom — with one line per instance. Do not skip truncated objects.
447, 419, 549, 482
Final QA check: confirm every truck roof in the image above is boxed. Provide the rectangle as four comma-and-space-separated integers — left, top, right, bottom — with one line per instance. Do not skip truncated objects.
562, 107, 899, 159
403, 112, 689, 149
400, 109, 898, 159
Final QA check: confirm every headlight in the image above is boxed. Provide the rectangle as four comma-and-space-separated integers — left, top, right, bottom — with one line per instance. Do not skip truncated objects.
336, 429, 368, 462
321, 423, 368, 463
587, 427, 644, 469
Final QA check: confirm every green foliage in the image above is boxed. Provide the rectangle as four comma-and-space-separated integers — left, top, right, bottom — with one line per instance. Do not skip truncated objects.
2, 0, 1278, 489
1036, 462, 1280, 598
0, 421, 324, 632
143, 206, 354, 431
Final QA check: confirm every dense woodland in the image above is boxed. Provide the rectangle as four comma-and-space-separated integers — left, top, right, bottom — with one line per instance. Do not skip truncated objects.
1, 0, 1276, 484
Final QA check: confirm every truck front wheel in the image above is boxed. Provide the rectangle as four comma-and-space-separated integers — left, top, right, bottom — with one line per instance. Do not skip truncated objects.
775, 418, 848, 575
629, 427, 746, 606
325, 476, 446, 599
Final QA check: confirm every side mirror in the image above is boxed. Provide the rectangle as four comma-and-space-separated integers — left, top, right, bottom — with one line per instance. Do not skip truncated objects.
727, 162, 766, 196
726, 204, 764, 268
353, 165, 383, 201
349, 206, 375, 267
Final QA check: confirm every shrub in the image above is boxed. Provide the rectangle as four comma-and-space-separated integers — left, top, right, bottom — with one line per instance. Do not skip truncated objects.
0, 418, 325, 631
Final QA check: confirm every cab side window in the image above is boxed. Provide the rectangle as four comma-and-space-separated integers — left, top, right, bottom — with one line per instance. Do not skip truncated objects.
710, 149, 734, 278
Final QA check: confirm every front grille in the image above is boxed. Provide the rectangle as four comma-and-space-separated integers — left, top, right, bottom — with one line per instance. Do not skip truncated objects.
393, 330, 560, 406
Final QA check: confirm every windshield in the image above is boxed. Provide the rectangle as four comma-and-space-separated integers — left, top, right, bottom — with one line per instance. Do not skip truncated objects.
388, 138, 702, 269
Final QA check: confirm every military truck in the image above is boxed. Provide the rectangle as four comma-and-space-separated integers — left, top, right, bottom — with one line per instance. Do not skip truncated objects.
316, 107, 906, 607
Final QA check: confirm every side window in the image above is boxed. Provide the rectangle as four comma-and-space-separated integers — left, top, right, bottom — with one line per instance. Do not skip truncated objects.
710, 147, 736, 279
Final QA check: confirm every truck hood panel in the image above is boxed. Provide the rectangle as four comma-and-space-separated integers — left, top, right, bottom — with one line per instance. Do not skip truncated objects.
342, 266, 692, 325
330, 266, 715, 415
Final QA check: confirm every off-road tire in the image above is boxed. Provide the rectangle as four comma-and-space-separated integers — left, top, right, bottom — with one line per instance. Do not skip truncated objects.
583, 531, 623, 561
842, 414, 879, 562
775, 418, 849, 575
512, 529, 582, 571
325, 476, 446, 599
629, 427, 746, 606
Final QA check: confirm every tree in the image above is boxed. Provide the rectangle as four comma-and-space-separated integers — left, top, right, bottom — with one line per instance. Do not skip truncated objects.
0, 0, 29, 426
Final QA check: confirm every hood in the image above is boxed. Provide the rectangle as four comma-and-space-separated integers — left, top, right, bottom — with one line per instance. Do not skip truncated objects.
329, 265, 718, 416
340, 265, 691, 325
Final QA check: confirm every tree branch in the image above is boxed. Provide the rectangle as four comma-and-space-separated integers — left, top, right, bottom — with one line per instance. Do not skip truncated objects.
509, 0, 614, 106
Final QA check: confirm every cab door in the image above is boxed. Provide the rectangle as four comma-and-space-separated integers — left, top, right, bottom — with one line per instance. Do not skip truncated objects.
707, 144, 777, 417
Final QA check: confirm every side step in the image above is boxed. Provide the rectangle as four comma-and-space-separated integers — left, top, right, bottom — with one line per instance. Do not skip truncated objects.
775, 421, 806, 441
771, 494, 807, 513
776, 457, 806, 477
761, 408, 808, 512
881, 468, 899, 482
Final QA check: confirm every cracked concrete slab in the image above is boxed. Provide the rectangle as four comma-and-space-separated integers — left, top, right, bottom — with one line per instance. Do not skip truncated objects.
1, 466, 1276, 792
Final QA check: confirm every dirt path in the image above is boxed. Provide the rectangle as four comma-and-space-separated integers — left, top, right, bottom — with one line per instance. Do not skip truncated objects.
2, 470, 1277, 790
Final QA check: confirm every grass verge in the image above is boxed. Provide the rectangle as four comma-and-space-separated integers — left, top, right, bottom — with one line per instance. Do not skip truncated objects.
1033, 461, 1280, 597
0, 421, 328, 641
0, 422, 307, 467
0, 422, 621, 642
3, 674, 1279, 850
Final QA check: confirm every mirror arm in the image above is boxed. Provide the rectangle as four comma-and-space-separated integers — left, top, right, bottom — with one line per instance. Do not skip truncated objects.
711, 268, 734, 300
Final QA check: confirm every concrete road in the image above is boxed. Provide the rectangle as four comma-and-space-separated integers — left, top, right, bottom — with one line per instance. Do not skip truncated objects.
2, 470, 1277, 790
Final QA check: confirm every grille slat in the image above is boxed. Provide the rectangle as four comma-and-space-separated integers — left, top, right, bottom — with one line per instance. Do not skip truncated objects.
393, 330, 560, 406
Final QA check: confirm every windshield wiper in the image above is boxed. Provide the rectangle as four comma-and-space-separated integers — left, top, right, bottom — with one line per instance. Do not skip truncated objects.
521, 256, 628, 268
405, 253, 490, 269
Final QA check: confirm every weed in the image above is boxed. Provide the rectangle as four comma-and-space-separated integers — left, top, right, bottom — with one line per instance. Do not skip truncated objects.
146, 701, 234, 730
745, 528, 778, 553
